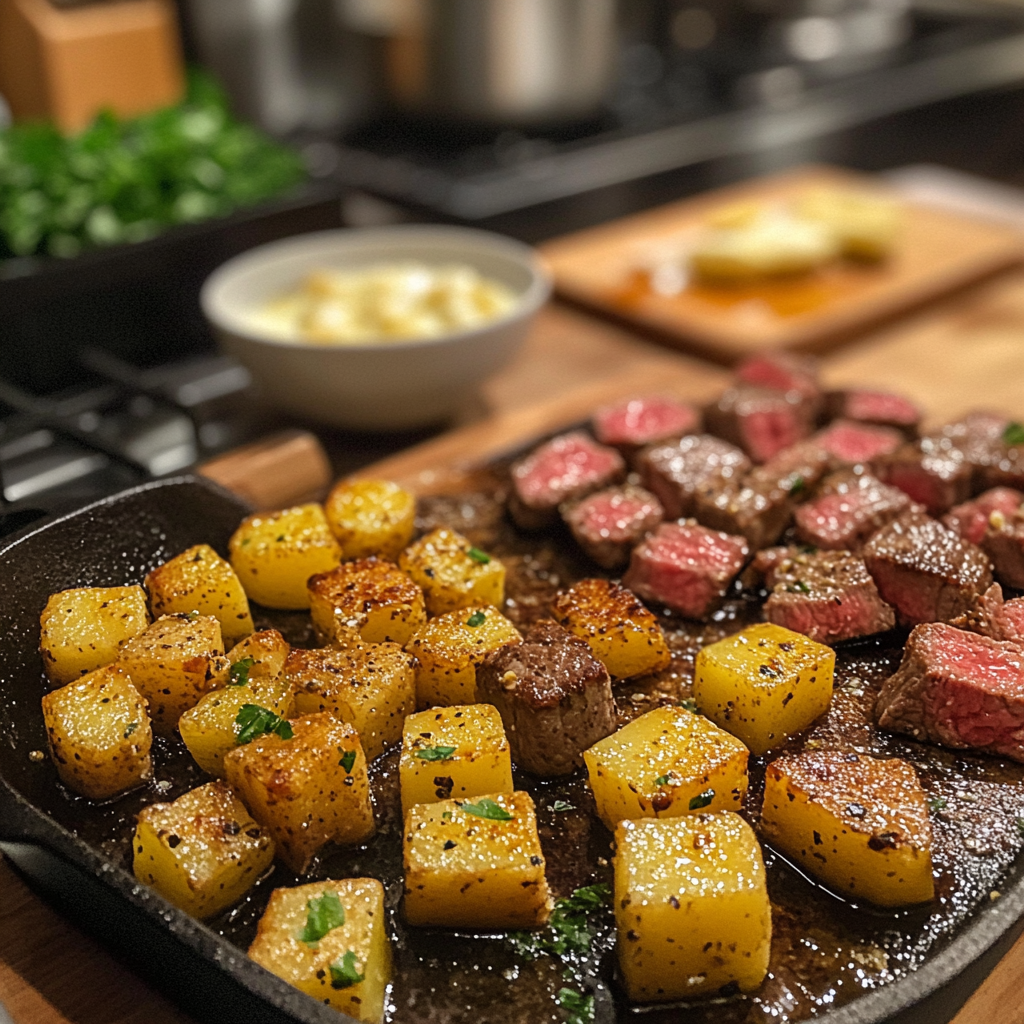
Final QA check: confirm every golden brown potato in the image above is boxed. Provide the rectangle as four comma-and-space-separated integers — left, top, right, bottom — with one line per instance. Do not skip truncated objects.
325, 478, 417, 561
399, 527, 505, 615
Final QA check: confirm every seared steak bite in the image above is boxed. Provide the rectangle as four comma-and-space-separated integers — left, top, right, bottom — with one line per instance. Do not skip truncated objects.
734, 352, 823, 413
824, 389, 921, 435
592, 395, 701, 450
874, 441, 971, 515
982, 506, 1024, 589
704, 385, 814, 464
875, 622, 1024, 762
693, 472, 792, 551
509, 431, 625, 530
475, 620, 616, 777
951, 584, 1024, 644
794, 471, 914, 551
751, 439, 834, 498
638, 434, 750, 520
862, 511, 993, 626
623, 521, 749, 620
763, 549, 895, 645
562, 485, 663, 569
943, 487, 1024, 545
816, 420, 904, 466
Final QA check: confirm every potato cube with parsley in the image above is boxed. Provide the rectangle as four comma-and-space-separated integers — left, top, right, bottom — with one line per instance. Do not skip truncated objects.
41, 664, 152, 800
179, 631, 294, 776
403, 791, 551, 929
325, 478, 417, 562
399, 704, 513, 814
584, 705, 749, 831
248, 879, 391, 1023
399, 528, 505, 615
761, 751, 934, 906
145, 544, 254, 646
288, 642, 416, 761
693, 623, 834, 756
307, 558, 426, 647
133, 780, 275, 919
39, 585, 149, 685
615, 813, 771, 1002
229, 504, 342, 610
552, 579, 671, 680
116, 613, 229, 734
405, 606, 521, 707
223, 712, 374, 874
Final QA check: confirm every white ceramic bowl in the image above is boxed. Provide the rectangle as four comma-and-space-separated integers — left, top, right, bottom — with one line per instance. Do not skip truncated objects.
200, 225, 551, 430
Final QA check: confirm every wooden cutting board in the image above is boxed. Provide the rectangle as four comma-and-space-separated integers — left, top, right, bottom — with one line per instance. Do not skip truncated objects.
540, 165, 1024, 364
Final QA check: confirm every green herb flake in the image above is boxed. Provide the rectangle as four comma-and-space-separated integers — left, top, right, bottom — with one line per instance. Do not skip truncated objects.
441, 811, 452, 820
241, 538, 251, 547
927, 797, 948, 813
339, 749, 356, 774
654, 774, 671, 787
680, 698, 698, 712
550, 800, 575, 813
466, 610, 487, 628
235, 704, 293, 746
460, 798, 513, 821
297, 891, 345, 948
276, 534, 286, 542
228, 656, 256, 687
689, 788, 715, 810
414, 745, 457, 762
123, 722, 138, 739
187, 610, 200, 621
468, 547, 491, 564
557, 988, 595, 1024
788, 475, 806, 496
329, 951, 365, 990
1004, 422, 1024, 447
1016, 817, 1024, 837
508, 884, 611, 959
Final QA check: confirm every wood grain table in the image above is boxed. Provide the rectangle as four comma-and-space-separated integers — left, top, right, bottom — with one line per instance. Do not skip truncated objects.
6, 276, 1024, 1024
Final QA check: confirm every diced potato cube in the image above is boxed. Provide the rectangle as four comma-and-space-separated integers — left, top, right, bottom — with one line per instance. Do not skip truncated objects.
248, 879, 391, 1023
133, 780, 275, 919
307, 558, 426, 646
229, 504, 342, 610
399, 528, 505, 615
179, 633, 294, 777
403, 791, 551, 929
405, 605, 521, 708
325, 478, 417, 561
552, 579, 671, 680
223, 713, 374, 873
693, 623, 834, 755
399, 704, 513, 814
117, 614, 229, 734
288, 642, 416, 761
146, 544, 254, 646
615, 813, 771, 1001
39, 585, 149, 684
41, 665, 152, 800
584, 706, 748, 831
760, 751, 934, 906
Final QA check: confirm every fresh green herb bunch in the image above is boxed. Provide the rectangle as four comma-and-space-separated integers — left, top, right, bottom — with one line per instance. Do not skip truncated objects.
0, 71, 305, 261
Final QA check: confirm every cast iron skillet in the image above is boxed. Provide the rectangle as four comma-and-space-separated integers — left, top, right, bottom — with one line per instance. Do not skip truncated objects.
2, 475, 1024, 1024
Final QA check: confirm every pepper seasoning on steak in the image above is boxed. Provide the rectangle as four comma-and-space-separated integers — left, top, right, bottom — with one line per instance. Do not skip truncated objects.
943, 487, 1024, 546
476, 621, 616, 777
638, 434, 750, 520
562, 484, 664, 570
951, 584, 1024, 645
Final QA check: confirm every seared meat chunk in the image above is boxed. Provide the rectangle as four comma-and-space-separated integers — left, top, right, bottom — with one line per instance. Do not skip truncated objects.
752, 439, 834, 499
982, 506, 1024, 589
592, 395, 700, 450
943, 487, 1024, 545
862, 511, 992, 626
824, 389, 921, 435
562, 484, 663, 569
764, 549, 894, 645
734, 352, 823, 416
623, 521, 749, 620
638, 434, 750, 520
952, 584, 1024, 644
693, 472, 792, 551
510, 431, 625, 530
704, 385, 814, 464
795, 471, 914, 551
875, 622, 1024, 762
476, 621, 615, 777
816, 420, 903, 466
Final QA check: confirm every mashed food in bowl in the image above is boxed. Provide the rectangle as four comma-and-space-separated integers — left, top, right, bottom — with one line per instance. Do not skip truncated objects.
257, 263, 519, 344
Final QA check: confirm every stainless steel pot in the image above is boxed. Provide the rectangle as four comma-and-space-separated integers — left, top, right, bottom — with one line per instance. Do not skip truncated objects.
374, 0, 619, 124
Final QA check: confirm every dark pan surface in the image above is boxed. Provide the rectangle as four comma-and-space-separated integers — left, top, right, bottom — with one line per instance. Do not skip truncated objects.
3, 475, 1024, 1024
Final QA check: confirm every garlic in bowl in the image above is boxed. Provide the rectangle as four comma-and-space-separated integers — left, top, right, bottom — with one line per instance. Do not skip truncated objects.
200, 226, 551, 430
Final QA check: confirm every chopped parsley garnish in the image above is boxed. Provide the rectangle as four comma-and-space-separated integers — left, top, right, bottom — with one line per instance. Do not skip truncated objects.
235, 704, 293, 745
329, 951, 365, 990
680, 698, 698, 713
787, 580, 811, 594
414, 745, 457, 762
276, 534, 286, 542
186, 610, 200, 621
297, 891, 345, 948
508, 884, 612, 959
788, 475, 806, 496
1004, 422, 1024, 447
466, 610, 487, 627
123, 722, 138, 738
460, 798, 513, 821
927, 797, 947, 813
550, 800, 575, 813
1016, 817, 1024, 837
557, 987, 595, 1024
228, 656, 255, 687
689, 788, 715, 810
468, 547, 492, 564
654, 774, 671, 787
339, 750, 356, 773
